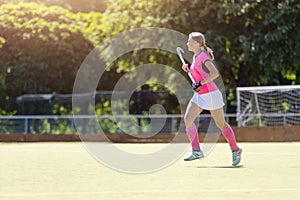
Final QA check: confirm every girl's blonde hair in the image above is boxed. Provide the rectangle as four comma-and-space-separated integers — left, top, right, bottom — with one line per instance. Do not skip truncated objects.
189, 32, 214, 60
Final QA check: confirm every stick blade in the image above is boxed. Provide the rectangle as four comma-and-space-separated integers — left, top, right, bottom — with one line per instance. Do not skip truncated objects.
176, 47, 184, 54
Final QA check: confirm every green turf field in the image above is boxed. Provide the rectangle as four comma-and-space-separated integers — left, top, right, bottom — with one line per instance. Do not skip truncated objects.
1, 142, 300, 200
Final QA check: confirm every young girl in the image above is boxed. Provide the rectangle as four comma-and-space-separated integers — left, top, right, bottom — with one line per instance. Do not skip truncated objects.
182, 32, 242, 166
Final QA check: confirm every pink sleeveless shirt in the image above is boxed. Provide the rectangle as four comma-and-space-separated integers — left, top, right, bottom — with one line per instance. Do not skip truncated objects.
190, 51, 219, 94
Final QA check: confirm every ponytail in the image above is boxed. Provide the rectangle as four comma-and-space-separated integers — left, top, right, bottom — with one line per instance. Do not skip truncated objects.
203, 44, 214, 61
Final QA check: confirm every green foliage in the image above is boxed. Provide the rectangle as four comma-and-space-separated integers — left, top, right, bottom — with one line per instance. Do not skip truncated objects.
0, 0, 300, 121
0, 0, 107, 12
0, 3, 97, 96
100, 0, 300, 88
104, 0, 298, 117
215, 0, 300, 86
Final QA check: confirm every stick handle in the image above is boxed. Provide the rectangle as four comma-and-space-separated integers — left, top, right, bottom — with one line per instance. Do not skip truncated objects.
187, 69, 196, 83
178, 53, 186, 65
176, 47, 196, 83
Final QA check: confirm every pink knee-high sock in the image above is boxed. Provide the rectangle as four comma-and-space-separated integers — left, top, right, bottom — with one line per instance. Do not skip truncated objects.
222, 124, 238, 151
186, 125, 200, 151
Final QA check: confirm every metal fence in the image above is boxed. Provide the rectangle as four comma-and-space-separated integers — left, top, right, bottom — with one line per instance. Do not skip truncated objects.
1, 113, 297, 134
0, 114, 237, 134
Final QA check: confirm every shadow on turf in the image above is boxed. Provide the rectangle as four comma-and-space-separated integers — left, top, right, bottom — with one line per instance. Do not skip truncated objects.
188, 165, 244, 169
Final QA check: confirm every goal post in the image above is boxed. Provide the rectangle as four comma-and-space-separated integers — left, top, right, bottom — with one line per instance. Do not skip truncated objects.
236, 85, 300, 127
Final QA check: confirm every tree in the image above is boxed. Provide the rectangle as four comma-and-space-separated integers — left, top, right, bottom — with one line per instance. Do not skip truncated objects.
1, 0, 300, 115
210, 0, 300, 86
0, 0, 107, 12
100, 0, 300, 87
0, 3, 98, 96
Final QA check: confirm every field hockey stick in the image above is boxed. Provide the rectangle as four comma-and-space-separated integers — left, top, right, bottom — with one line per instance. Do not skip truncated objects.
176, 47, 196, 83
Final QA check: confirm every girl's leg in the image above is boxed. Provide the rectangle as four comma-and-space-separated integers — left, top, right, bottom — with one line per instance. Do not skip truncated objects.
210, 108, 238, 151
184, 101, 203, 151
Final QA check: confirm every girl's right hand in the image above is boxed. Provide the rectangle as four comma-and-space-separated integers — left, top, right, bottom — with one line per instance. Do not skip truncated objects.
182, 64, 188, 72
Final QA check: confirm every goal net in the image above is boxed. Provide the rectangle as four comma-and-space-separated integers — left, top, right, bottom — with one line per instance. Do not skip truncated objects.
237, 85, 300, 126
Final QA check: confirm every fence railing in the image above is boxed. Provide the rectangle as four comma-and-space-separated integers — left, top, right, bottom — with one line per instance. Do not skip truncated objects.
0, 114, 237, 134
1, 113, 299, 134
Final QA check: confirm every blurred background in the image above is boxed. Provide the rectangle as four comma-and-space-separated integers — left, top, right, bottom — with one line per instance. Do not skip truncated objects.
0, 0, 299, 136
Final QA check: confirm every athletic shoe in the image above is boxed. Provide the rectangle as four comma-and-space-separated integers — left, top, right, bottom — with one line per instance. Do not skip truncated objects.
184, 150, 204, 161
232, 148, 242, 166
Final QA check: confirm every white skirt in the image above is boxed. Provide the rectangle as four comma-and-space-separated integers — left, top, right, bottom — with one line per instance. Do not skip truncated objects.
191, 90, 225, 110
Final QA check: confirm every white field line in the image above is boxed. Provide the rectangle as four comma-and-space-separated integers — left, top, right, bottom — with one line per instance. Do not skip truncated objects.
214, 152, 300, 156
0, 148, 84, 153
1, 148, 300, 156
1, 188, 300, 197
245, 152, 300, 156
